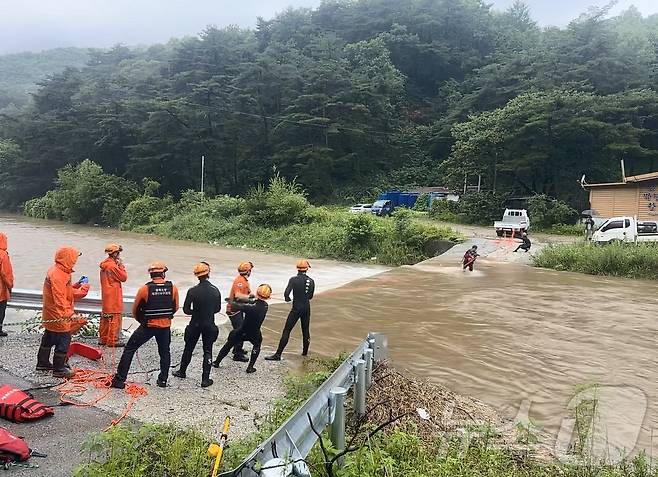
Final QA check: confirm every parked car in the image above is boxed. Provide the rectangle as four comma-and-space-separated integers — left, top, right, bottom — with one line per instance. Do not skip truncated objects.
493, 209, 530, 237
371, 200, 395, 217
349, 203, 373, 214
592, 216, 658, 244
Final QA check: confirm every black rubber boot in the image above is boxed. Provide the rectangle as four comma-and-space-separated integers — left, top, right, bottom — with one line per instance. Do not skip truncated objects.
36, 346, 53, 371
246, 349, 258, 373
201, 358, 212, 385
52, 352, 75, 379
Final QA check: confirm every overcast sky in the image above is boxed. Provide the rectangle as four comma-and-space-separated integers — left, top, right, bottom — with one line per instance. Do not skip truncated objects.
1, 0, 657, 55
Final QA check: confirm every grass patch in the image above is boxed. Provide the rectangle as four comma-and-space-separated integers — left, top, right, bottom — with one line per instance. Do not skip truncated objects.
74, 356, 658, 477
74, 356, 344, 476
121, 179, 463, 266
534, 242, 658, 279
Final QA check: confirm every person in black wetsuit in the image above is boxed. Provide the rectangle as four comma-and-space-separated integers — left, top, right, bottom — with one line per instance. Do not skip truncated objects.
212, 284, 272, 374
265, 259, 315, 361
514, 232, 532, 252
172, 262, 221, 388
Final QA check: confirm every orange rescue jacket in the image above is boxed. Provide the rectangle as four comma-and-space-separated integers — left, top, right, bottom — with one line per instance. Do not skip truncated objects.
0, 233, 14, 302
42, 247, 90, 333
100, 257, 127, 314
226, 274, 250, 315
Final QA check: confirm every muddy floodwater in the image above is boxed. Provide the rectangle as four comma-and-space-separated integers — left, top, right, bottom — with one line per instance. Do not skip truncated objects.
2, 214, 657, 457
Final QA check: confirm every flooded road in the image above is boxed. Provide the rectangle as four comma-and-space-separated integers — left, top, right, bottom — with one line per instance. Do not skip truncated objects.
2, 214, 656, 457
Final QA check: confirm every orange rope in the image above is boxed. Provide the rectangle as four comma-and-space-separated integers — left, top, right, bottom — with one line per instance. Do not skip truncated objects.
54, 345, 149, 430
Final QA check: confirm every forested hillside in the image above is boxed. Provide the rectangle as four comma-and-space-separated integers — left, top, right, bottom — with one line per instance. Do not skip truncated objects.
1, 0, 658, 210
0, 47, 89, 111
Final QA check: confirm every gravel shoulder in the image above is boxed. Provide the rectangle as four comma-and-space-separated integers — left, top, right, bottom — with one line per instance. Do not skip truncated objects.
0, 330, 287, 447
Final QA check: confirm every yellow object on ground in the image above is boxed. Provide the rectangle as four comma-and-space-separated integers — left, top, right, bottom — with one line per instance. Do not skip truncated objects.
209, 416, 230, 477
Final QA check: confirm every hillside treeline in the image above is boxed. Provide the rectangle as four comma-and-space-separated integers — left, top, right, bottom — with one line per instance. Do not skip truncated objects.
1, 0, 658, 209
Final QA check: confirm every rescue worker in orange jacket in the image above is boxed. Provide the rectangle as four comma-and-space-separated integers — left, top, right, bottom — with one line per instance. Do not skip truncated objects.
36, 246, 90, 378
99, 243, 127, 347
224, 261, 254, 362
111, 261, 179, 389
0, 233, 14, 337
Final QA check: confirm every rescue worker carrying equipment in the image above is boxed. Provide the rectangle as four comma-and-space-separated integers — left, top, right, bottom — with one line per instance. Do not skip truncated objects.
266, 260, 315, 361
172, 262, 221, 388
99, 243, 127, 347
111, 261, 179, 389
0, 232, 14, 338
462, 245, 479, 272
225, 261, 254, 362
213, 284, 272, 374
37, 247, 90, 379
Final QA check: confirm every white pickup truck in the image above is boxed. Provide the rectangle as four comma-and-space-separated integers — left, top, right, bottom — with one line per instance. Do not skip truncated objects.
592, 216, 658, 244
494, 209, 530, 237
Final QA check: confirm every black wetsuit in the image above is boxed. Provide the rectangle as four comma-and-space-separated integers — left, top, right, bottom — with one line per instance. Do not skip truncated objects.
213, 299, 268, 371
514, 236, 532, 252
273, 273, 315, 356
177, 279, 221, 381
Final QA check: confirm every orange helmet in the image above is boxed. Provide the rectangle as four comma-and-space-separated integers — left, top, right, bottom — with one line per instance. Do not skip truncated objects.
148, 261, 168, 273
237, 261, 254, 275
256, 284, 272, 300
193, 261, 210, 277
104, 243, 122, 254
296, 259, 311, 271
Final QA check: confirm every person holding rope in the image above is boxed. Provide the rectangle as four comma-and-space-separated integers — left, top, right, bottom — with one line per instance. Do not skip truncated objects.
172, 262, 221, 388
36, 246, 90, 378
111, 261, 179, 389
213, 284, 272, 374
462, 245, 479, 272
99, 243, 127, 347
0, 232, 14, 337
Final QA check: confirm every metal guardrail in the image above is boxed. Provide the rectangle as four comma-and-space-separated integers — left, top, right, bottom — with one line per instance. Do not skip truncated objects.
221, 332, 388, 477
7, 288, 135, 316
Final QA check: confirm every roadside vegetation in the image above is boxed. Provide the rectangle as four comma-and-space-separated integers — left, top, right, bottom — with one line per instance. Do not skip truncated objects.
534, 242, 658, 280
24, 161, 462, 266
75, 357, 658, 477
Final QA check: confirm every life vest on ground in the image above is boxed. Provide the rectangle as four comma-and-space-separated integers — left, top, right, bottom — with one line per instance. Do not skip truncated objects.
138, 281, 175, 323
0, 385, 54, 423
0, 427, 30, 463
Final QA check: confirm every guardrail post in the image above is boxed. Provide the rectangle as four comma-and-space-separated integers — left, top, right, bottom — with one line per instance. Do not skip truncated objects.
354, 359, 366, 418
365, 349, 374, 389
367, 332, 388, 361
330, 387, 347, 466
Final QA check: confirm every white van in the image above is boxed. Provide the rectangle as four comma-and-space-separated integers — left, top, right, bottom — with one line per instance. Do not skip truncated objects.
592, 216, 658, 244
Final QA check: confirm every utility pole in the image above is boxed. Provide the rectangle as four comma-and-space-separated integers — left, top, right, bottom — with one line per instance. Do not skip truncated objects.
201, 155, 205, 195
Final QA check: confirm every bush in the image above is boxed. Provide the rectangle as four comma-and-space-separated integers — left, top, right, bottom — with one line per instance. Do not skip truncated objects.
534, 242, 658, 279
412, 193, 430, 212
528, 194, 578, 229
25, 160, 139, 226
429, 199, 460, 222
245, 175, 310, 227
457, 192, 506, 225
120, 195, 175, 230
